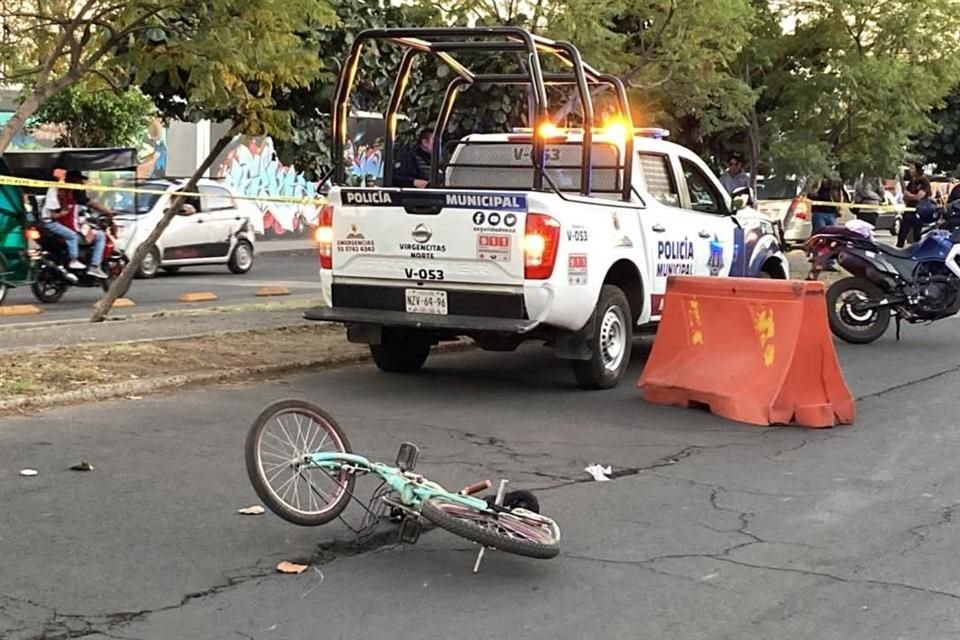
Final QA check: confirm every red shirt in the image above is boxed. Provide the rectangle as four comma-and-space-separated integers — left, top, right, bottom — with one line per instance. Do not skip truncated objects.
56, 188, 78, 230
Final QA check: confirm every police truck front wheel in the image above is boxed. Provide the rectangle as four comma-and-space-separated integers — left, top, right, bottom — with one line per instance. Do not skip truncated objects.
370, 328, 431, 373
572, 285, 633, 390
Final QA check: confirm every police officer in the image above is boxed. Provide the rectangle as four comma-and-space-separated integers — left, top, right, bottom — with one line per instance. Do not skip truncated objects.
394, 128, 434, 189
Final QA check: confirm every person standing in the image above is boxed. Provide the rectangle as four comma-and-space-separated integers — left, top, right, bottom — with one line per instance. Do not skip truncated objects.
809, 178, 845, 270
854, 174, 883, 227
719, 152, 749, 195
899, 162, 931, 247
947, 176, 960, 204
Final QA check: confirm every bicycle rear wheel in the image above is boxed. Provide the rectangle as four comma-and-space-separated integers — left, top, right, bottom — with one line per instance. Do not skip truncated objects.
245, 399, 355, 526
421, 496, 560, 559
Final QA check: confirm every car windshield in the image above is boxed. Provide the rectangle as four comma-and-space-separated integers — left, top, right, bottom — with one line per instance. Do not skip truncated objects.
109, 183, 166, 214
757, 178, 801, 200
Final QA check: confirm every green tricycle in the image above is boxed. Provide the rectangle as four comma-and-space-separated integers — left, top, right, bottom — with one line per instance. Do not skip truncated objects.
0, 148, 137, 305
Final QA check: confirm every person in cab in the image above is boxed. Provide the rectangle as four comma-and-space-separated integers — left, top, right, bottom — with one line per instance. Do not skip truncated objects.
394, 128, 434, 189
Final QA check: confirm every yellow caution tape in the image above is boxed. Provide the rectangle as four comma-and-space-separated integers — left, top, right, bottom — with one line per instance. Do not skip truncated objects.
0, 174, 329, 207
798, 198, 914, 213
0, 174, 929, 214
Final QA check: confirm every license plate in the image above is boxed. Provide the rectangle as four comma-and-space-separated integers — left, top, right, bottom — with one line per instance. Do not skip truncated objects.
405, 289, 448, 315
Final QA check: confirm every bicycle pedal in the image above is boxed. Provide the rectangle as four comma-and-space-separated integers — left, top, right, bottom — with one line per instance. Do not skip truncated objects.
398, 517, 423, 544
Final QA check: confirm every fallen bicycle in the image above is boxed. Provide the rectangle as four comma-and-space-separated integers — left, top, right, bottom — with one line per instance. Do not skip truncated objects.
244, 399, 561, 572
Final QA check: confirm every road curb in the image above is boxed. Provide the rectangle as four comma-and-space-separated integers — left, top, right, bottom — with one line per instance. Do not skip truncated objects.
0, 304, 42, 317
0, 297, 324, 331
0, 340, 473, 413
179, 292, 219, 303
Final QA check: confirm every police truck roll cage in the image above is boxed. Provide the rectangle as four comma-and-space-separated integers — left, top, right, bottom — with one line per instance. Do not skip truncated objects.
330, 27, 635, 201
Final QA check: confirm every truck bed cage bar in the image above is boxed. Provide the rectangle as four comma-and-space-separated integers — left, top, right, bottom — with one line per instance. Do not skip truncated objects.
331, 28, 634, 201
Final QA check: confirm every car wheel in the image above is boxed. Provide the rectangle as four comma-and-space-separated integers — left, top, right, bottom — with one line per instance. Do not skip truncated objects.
136, 247, 161, 279
370, 328, 431, 373
228, 240, 254, 274
571, 285, 633, 390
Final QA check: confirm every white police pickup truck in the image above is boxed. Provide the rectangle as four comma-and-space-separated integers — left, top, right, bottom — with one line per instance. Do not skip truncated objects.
306, 127, 787, 389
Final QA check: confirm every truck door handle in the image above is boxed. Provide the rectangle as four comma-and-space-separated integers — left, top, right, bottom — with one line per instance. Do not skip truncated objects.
652, 224, 666, 232
698, 230, 711, 238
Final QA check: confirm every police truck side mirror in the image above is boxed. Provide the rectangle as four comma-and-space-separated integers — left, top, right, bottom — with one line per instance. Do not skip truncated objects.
730, 187, 751, 213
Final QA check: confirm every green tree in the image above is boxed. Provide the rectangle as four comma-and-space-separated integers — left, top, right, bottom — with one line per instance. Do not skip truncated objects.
0, 0, 173, 154
92, 0, 337, 321
272, 0, 630, 180
749, 0, 960, 181
614, 0, 756, 152
913, 86, 960, 175
30, 83, 155, 148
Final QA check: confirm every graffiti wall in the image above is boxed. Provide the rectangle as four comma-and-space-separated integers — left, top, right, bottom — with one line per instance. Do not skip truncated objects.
211, 115, 388, 236
211, 136, 323, 236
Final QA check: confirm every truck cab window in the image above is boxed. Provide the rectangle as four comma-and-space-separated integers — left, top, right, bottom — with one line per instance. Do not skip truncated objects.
680, 158, 725, 215
637, 153, 679, 208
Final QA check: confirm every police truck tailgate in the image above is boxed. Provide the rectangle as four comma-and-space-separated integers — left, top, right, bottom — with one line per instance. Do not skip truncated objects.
332, 188, 527, 287
318, 188, 539, 323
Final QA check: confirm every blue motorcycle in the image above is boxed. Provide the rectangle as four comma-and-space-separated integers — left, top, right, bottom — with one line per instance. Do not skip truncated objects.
806, 205, 960, 344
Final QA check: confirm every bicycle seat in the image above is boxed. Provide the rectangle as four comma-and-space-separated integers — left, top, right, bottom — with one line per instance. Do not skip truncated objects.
876, 244, 916, 259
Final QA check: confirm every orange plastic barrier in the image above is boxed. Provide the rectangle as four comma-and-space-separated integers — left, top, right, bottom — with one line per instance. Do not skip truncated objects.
638, 276, 855, 428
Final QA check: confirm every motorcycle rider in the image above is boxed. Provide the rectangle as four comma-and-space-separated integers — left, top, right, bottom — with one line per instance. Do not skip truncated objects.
41, 169, 109, 278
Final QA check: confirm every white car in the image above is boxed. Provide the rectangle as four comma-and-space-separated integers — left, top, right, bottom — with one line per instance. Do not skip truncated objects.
305, 127, 788, 389
110, 178, 257, 278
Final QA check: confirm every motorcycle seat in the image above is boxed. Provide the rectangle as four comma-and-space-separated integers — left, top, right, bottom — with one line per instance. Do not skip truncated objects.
876, 243, 916, 259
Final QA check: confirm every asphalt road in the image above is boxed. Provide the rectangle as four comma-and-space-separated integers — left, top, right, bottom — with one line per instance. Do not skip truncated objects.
2, 320, 959, 639
0, 240, 322, 324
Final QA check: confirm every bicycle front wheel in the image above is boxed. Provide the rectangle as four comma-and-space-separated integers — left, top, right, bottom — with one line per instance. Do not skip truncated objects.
421, 496, 560, 559
245, 399, 355, 526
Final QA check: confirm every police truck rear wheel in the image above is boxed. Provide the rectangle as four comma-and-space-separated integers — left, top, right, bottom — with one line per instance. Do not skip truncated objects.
370, 328, 431, 373
572, 285, 633, 390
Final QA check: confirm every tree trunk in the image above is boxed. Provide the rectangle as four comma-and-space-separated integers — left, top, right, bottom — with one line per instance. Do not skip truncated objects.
0, 72, 82, 155
0, 90, 48, 155
747, 106, 762, 193
90, 133, 235, 322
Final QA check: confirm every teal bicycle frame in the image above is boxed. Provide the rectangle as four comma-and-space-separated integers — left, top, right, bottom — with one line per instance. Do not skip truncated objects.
306, 451, 490, 512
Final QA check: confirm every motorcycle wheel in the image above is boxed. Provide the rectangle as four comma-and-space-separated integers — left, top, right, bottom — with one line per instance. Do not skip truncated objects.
31, 265, 66, 304
0, 255, 8, 305
826, 277, 890, 344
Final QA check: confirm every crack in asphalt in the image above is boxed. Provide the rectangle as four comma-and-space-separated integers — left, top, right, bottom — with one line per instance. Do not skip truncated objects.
0, 561, 279, 640
528, 443, 744, 493
901, 502, 960, 556
855, 361, 960, 401
567, 548, 960, 602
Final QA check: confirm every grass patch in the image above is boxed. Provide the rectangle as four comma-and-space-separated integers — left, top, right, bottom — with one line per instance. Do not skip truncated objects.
0, 324, 362, 401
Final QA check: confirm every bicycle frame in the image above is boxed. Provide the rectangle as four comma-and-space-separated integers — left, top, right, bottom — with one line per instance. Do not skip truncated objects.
305, 451, 490, 512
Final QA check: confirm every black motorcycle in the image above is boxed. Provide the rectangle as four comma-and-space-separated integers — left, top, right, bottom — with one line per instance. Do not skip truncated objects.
31, 209, 131, 304
805, 202, 960, 344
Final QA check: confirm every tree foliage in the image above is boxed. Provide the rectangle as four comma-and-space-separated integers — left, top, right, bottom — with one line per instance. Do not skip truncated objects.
0, 0, 173, 154
913, 86, 960, 175
93, 0, 337, 321
30, 83, 155, 148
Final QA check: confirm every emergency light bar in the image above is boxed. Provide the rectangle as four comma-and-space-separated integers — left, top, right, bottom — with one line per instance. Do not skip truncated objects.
508, 126, 670, 139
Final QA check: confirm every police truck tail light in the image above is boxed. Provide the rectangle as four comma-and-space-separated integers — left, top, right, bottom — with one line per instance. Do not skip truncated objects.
524, 213, 561, 279
316, 205, 334, 269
